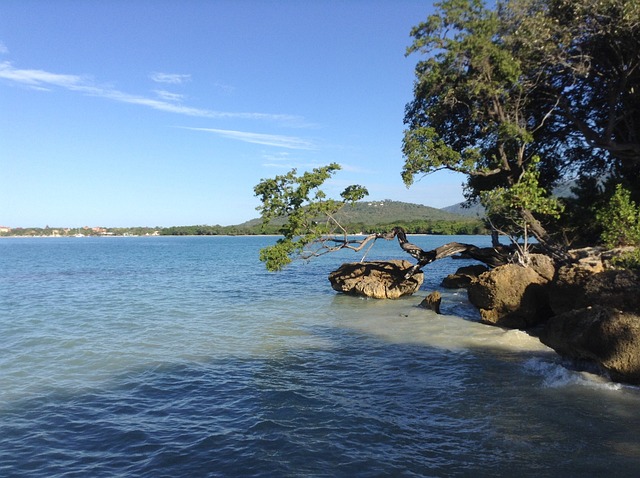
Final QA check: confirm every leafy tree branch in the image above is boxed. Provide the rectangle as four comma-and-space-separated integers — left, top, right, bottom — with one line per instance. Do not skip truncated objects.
254, 163, 371, 271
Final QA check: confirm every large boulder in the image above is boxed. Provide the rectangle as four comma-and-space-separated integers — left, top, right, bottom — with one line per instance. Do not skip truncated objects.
467, 256, 554, 329
328, 260, 423, 299
540, 306, 640, 384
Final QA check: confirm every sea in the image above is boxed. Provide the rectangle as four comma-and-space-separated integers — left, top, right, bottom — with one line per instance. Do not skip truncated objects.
1, 235, 639, 477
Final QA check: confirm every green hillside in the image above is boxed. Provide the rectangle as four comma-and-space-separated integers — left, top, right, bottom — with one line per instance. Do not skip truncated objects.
334, 200, 474, 224
238, 199, 486, 235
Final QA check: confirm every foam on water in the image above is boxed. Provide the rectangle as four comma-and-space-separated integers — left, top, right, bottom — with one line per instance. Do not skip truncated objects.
523, 357, 625, 391
331, 293, 551, 355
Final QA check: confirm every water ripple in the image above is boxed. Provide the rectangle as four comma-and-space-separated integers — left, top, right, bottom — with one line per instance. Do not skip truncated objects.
2, 237, 640, 477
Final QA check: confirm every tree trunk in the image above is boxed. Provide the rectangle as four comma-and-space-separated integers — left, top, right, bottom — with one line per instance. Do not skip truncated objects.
519, 208, 570, 262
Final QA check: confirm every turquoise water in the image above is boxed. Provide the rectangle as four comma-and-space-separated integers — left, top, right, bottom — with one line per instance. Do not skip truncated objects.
1, 235, 639, 477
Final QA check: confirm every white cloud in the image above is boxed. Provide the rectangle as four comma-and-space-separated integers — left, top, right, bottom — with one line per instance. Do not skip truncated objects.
181, 127, 316, 150
0, 61, 84, 89
154, 89, 185, 102
0, 61, 304, 124
149, 72, 191, 84
0, 42, 8, 55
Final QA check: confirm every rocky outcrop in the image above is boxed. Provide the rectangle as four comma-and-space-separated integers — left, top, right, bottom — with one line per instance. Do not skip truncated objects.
328, 260, 423, 299
538, 253, 640, 383
467, 255, 554, 329
441, 264, 488, 289
540, 306, 640, 384
464, 247, 640, 384
327, 244, 640, 384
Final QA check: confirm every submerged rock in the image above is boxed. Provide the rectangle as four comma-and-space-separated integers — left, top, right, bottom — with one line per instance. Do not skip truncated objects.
328, 260, 423, 299
419, 291, 442, 314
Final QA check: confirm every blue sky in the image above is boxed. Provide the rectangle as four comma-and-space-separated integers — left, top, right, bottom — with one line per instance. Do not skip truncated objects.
1, 0, 465, 228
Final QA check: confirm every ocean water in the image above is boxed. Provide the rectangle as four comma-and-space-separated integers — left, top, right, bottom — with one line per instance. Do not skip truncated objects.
1, 235, 639, 477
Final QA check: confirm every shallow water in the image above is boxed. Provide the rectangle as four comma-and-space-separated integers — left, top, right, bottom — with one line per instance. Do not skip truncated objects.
1, 236, 639, 477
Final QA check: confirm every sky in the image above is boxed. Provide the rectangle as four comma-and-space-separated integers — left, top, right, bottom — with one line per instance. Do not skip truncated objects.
0, 0, 466, 228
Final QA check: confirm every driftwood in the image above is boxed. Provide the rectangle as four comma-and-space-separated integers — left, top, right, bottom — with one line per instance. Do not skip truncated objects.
302, 226, 512, 276
385, 227, 511, 277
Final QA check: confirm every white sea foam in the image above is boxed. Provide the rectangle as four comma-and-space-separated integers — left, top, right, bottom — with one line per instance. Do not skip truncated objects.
523, 357, 623, 391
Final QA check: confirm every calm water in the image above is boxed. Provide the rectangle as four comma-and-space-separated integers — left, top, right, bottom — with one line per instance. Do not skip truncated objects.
1, 235, 639, 477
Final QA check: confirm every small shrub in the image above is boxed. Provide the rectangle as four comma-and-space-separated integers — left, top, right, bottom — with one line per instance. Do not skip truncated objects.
610, 249, 640, 271
596, 184, 640, 247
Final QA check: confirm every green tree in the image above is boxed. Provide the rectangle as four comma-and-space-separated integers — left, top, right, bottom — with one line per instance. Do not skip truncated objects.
253, 163, 370, 271
403, 0, 640, 250
596, 184, 640, 248
481, 157, 564, 263
402, 0, 564, 252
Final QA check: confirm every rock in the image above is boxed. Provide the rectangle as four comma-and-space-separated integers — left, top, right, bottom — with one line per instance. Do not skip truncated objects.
441, 264, 488, 289
583, 269, 640, 312
328, 260, 423, 299
419, 291, 442, 314
568, 246, 606, 273
528, 253, 556, 281
540, 306, 640, 384
452, 245, 640, 384
549, 264, 640, 315
467, 262, 553, 329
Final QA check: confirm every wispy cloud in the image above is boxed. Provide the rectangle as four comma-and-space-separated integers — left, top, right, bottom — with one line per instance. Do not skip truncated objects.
0, 41, 9, 55
213, 81, 236, 95
154, 89, 185, 102
0, 62, 85, 90
181, 127, 316, 150
260, 151, 314, 169
0, 61, 304, 124
149, 72, 191, 84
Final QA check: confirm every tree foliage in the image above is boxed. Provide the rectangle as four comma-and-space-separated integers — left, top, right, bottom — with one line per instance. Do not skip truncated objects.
253, 163, 369, 271
482, 157, 564, 262
402, 0, 566, 251
596, 184, 640, 248
402, 0, 640, 249
514, 0, 640, 185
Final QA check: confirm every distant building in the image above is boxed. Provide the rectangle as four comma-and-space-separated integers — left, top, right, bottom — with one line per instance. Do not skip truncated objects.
0, 226, 11, 233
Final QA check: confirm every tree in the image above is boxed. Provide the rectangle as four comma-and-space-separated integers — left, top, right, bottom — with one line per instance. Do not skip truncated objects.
481, 156, 564, 263
402, 0, 640, 250
596, 184, 640, 248
401, 0, 564, 253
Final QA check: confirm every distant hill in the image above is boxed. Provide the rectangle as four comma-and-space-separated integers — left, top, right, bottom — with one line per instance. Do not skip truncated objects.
334, 199, 472, 224
238, 199, 479, 229
439, 180, 578, 218
440, 201, 485, 218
